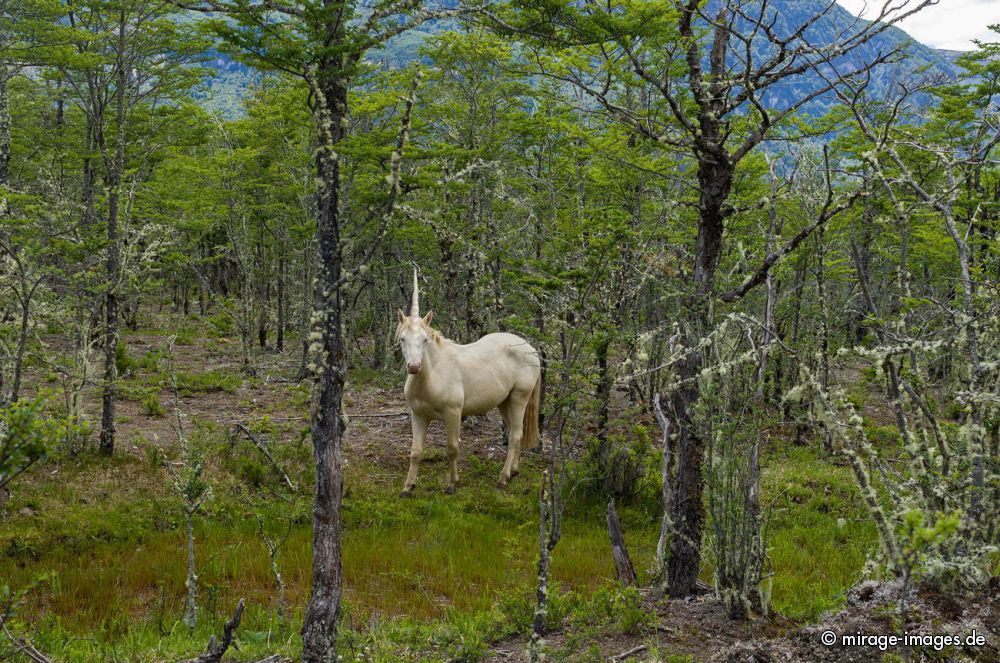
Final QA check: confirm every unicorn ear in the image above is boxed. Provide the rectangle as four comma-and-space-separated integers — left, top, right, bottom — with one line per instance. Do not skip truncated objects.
422, 311, 434, 325
397, 309, 406, 323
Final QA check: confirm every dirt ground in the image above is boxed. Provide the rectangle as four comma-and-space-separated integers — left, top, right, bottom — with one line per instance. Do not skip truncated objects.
486, 591, 792, 662
486, 579, 998, 662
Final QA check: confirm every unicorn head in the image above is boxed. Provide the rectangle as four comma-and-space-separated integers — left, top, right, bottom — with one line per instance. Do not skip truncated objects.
396, 268, 434, 374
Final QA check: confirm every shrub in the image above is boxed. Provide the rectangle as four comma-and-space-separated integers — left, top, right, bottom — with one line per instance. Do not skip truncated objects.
139, 350, 162, 372
587, 423, 654, 501
206, 311, 235, 336
115, 342, 138, 378
864, 424, 901, 448
174, 328, 197, 346
142, 392, 166, 418
174, 370, 240, 395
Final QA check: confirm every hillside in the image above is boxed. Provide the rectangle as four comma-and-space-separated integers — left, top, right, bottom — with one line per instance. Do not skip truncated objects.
196, 0, 960, 117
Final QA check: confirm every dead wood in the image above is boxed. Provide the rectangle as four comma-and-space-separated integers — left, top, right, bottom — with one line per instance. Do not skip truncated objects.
191, 598, 244, 663
232, 423, 296, 491
607, 498, 637, 587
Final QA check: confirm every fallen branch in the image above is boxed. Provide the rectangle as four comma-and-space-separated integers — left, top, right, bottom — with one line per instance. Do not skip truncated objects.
1, 624, 55, 663
193, 598, 245, 663
216, 416, 305, 425
232, 423, 296, 491
610, 644, 647, 662
264, 376, 302, 384
345, 411, 409, 418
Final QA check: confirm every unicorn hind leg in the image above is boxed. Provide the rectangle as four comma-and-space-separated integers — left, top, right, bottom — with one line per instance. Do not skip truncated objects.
498, 393, 527, 488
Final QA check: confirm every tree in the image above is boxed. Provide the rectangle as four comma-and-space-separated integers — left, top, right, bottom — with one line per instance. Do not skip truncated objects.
179, 1, 470, 658
45, 0, 205, 454
494, 0, 935, 599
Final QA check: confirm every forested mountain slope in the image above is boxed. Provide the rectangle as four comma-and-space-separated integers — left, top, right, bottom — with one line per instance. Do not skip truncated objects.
199, 0, 959, 116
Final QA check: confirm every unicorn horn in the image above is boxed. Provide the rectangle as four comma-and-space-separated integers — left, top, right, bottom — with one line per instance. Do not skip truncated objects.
410, 267, 419, 316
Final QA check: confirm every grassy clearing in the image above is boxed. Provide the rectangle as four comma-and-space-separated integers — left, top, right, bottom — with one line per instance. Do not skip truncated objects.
1, 434, 874, 661
1, 319, 880, 661
762, 445, 877, 620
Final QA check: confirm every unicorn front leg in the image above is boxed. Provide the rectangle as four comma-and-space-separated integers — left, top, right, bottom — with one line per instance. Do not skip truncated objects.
444, 410, 462, 494
402, 413, 429, 497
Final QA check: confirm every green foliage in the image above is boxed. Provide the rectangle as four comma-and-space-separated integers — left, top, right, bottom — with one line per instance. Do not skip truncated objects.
586, 423, 655, 502
144, 441, 165, 469
898, 509, 962, 587
0, 395, 74, 490
864, 424, 902, 449
115, 342, 138, 378
556, 585, 654, 649
174, 370, 241, 395
142, 392, 166, 418
174, 328, 198, 346
139, 350, 163, 373
205, 310, 235, 336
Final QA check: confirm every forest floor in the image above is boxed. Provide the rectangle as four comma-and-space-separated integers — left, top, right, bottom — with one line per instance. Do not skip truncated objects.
2, 312, 993, 661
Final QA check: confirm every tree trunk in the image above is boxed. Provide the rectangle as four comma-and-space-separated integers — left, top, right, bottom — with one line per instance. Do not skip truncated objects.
10, 288, 31, 403
82, 116, 96, 228
756, 158, 779, 398
0, 65, 9, 187
99, 10, 128, 456
184, 509, 198, 629
529, 470, 554, 663
595, 334, 611, 445
607, 499, 637, 587
298, 239, 314, 380
300, 68, 348, 663
257, 234, 268, 350
666, 153, 730, 598
276, 250, 286, 352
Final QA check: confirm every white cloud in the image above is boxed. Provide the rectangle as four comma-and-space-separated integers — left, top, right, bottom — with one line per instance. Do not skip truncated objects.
837, 0, 1000, 50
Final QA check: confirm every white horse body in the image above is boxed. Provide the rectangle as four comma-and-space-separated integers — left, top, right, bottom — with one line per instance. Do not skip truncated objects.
405, 332, 539, 417
397, 272, 541, 495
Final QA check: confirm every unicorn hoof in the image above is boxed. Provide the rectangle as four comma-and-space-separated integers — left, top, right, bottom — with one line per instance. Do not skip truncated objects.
496, 480, 508, 490
400, 487, 415, 498
444, 485, 456, 495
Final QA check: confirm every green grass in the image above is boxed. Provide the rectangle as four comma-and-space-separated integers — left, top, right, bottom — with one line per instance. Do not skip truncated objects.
1, 427, 876, 660
762, 445, 877, 620
174, 369, 242, 395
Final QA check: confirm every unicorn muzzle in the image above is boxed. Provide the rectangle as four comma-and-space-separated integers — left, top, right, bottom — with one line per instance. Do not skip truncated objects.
407, 362, 422, 374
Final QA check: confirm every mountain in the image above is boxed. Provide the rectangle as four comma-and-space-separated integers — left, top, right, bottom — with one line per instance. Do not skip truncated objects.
709, 0, 960, 114
194, 0, 961, 117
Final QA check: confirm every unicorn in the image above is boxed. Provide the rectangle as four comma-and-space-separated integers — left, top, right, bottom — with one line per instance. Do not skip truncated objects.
396, 270, 541, 495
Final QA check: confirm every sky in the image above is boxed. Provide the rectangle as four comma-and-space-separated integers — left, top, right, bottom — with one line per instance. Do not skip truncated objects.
837, 0, 1000, 50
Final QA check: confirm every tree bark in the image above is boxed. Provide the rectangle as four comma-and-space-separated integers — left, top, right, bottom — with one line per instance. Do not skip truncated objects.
276, 250, 286, 352
99, 7, 128, 456
667, 155, 731, 598
607, 499, 637, 587
10, 286, 32, 403
300, 63, 348, 663
0, 64, 10, 187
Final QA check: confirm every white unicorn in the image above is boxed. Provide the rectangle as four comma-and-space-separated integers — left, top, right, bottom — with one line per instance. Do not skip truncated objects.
396, 270, 541, 495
